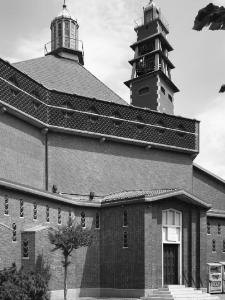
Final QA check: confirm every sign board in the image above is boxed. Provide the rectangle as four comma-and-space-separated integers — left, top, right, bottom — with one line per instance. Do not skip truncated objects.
208, 263, 222, 294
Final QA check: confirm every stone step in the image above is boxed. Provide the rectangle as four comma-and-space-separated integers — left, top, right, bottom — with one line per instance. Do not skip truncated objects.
153, 290, 172, 294
168, 285, 186, 289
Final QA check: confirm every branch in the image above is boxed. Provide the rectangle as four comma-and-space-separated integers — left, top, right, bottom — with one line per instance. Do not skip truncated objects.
193, 3, 225, 31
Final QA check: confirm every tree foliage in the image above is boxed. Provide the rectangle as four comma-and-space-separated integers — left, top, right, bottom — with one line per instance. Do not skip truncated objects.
0, 259, 50, 300
48, 218, 93, 300
193, 3, 225, 31
193, 3, 225, 92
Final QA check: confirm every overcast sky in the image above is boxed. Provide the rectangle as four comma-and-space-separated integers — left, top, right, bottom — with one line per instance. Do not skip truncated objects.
0, 0, 225, 179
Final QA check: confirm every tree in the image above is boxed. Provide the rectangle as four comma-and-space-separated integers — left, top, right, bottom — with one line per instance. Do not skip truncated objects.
48, 219, 93, 300
193, 3, 225, 92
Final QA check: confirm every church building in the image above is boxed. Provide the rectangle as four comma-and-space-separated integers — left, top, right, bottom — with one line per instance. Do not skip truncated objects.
0, 1, 225, 299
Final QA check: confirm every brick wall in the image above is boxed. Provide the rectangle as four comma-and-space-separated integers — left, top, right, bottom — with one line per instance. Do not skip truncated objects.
206, 217, 225, 263
193, 167, 225, 210
0, 114, 45, 189
131, 76, 158, 110
48, 132, 193, 195
100, 204, 145, 290
0, 187, 100, 290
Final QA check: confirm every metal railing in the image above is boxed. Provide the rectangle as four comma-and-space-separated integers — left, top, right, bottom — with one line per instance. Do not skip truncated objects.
44, 38, 84, 55
134, 11, 169, 32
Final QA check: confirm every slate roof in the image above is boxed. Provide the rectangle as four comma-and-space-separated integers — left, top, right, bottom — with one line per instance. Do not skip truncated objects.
13, 54, 128, 105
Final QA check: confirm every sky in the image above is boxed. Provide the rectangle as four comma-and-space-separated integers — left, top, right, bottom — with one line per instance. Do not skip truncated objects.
0, 0, 225, 179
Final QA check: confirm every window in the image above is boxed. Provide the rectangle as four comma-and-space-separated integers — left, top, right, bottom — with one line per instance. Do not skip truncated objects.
139, 87, 149, 95
212, 239, 216, 252
33, 203, 37, 220
46, 205, 50, 223
123, 210, 128, 227
20, 200, 24, 218
161, 86, 166, 95
218, 224, 221, 235
88, 105, 99, 123
168, 94, 173, 102
33, 101, 41, 111
12, 223, 16, 242
58, 208, 62, 225
23, 240, 29, 258
69, 210, 72, 220
207, 222, 211, 234
4, 195, 9, 215
162, 209, 182, 243
81, 212, 85, 228
10, 88, 19, 97
123, 231, 128, 248
9, 75, 18, 87
31, 90, 40, 99
223, 240, 225, 252
96, 212, 100, 229
113, 111, 122, 127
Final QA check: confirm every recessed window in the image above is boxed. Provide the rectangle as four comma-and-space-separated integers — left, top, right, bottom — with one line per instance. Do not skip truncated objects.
31, 90, 40, 99
96, 212, 100, 229
136, 115, 145, 130
12, 223, 16, 242
223, 240, 225, 253
123, 231, 128, 248
113, 111, 122, 127
207, 222, 211, 234
4, 195, 9, 215
58, 208, 62, 225
177, 124, 186, 138
139, 86, 149, 95
46, 205, 50, 223
81, 211, 85, 228
123, 210, 128, 227
20, 200, 24, 218
23, 240, 29, 258
9, 75, 19, 87
10, 88, 19, 97
212, 239, 216, 252
33, 203, 37, 220
156, 120, 166, 134
168, 94, 173, 102
161, 86, 166, 95
33, 101, 41, 111
218, 224, 221, 235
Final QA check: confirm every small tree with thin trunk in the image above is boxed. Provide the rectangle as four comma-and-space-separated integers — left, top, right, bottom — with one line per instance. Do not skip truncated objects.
48, 218, 93, 300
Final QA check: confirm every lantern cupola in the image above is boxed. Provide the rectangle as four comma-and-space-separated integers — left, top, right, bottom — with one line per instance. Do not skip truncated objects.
125, 0, 179, 114
45, 0, 84, 64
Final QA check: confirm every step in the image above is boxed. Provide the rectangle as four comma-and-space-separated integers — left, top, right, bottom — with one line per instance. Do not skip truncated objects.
153, 290, 172, 294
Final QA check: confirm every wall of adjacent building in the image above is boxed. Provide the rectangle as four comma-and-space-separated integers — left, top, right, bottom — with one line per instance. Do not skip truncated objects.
0, 113, 45, 189
193, 167, 225, 211
48, 132, 193, 196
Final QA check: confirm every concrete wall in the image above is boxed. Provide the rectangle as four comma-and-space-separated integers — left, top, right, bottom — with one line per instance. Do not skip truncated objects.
0, 113, 45, 189
48, 132, 193, 195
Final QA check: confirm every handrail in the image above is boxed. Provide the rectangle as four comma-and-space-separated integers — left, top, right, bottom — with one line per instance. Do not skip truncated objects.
44, 38, 84, 55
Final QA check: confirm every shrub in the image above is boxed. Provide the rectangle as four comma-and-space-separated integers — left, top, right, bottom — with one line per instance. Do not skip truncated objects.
0, 259, 50, 300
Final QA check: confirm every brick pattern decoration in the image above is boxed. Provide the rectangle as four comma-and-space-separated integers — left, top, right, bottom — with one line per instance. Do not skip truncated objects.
0, 58, 199, 154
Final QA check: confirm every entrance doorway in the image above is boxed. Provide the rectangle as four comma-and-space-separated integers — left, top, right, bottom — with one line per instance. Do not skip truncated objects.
163, 244, 179, 285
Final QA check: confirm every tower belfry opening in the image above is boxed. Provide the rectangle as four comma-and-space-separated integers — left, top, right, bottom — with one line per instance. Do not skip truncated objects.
125, 1, 179, 114
44, 0, 84, 64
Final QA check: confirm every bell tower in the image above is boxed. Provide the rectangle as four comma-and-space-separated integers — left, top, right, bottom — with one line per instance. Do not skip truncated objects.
125, 0, 179, 114
47, 0, 84, 64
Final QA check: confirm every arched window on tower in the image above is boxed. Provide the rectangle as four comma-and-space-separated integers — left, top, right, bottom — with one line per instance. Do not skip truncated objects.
123, 210, 128, 227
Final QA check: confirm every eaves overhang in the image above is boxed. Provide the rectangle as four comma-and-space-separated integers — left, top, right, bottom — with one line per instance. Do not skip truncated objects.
130, 33, 173, 52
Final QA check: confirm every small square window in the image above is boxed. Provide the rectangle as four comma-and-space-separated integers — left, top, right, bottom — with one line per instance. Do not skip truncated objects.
20, 200, 24, 218
123, 231, 128, 248
218, 224, 221, 235
207, 222, 211, 234
4, 195, 9, 215
212, 239, 216, 252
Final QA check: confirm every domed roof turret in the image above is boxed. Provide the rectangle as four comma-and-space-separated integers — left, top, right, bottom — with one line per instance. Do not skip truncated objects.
58, 3, 72, 19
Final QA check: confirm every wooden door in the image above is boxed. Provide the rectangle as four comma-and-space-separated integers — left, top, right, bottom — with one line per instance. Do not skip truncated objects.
163, 244, 179, 285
